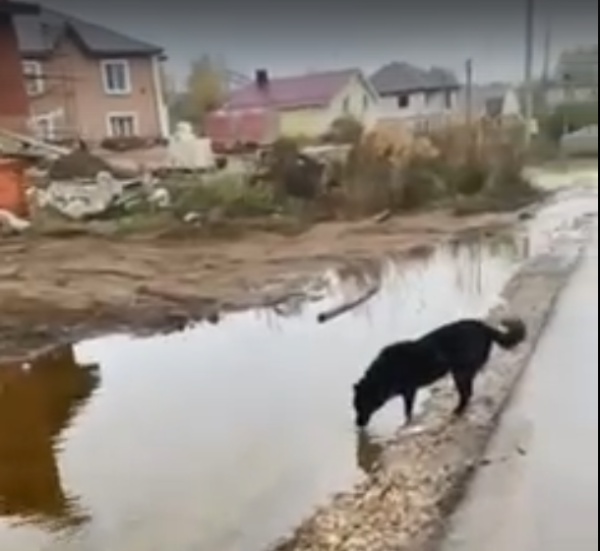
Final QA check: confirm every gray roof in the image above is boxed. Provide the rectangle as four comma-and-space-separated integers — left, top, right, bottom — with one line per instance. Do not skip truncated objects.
0, 2, 39, 16
554, 47, 597, 85
370, 62, 459, 95
14, 7, 162, 57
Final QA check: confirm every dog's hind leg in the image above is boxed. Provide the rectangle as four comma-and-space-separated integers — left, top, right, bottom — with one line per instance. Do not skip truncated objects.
402, 388, 417, 425
451, 371, 474, 416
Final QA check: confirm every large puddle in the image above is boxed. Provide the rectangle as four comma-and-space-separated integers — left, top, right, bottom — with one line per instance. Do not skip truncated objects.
0, 186, 596, 551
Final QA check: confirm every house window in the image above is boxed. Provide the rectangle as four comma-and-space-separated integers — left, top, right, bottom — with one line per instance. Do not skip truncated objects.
397, 94, 410, 108
22, 61, 44, 96
342, 96, 351, 114
444, 91, 453, 109
107, 113, 137, 137
101, 60, 131, 94
31, 114, 54, 141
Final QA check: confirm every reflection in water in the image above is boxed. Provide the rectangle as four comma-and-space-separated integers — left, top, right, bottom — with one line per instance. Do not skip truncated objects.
355, 430, 385, 475
0, 237, 525, 551
2, 187, 595, 551
0, 346, 100, 531
258, 233, 524, 328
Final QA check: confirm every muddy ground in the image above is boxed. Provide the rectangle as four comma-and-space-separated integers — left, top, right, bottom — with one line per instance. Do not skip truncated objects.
0, 209, 518, 359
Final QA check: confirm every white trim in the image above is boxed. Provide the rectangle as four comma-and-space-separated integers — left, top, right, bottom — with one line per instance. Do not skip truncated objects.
100, 59, 132, 95
150, 55, 170, 138
105, 111, 139, 137
22, 60, 44, 96
30, 113, 56, 141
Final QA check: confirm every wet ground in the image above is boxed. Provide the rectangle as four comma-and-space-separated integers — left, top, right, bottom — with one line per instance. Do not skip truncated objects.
441, 223, 597, 551
0, 184, 597, 551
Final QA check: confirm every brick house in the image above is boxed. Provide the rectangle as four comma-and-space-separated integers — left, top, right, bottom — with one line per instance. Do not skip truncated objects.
0, 0, 37, 133
13, 6, 169, 144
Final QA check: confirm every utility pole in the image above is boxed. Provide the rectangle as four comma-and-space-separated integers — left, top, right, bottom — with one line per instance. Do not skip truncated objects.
540, 15, 552, 115
465, 58, 474, 127
523, 0, 536, 147
541, 22, 552, 85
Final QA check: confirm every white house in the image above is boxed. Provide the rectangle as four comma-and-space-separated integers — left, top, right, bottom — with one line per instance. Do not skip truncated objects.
457, 84, 523, 120
370, 62, 461, 131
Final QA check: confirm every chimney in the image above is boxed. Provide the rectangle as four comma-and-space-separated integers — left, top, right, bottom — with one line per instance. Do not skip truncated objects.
255, 69, 269, 89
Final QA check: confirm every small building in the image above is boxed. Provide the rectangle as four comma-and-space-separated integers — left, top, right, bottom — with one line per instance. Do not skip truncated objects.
205, 68, 379, 147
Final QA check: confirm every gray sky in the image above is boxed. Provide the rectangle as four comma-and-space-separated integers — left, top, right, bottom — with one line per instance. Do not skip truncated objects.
41, 0, 597, 85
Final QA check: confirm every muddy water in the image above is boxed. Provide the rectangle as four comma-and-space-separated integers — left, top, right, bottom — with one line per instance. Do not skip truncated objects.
1, 185, 596, 551
0, 235, 524, 551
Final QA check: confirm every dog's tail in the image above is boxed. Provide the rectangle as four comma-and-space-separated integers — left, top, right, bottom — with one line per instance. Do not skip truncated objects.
487, 317, 526, 349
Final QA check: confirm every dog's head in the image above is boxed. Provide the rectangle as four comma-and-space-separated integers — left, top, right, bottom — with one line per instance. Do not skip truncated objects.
352, 377, 388, 429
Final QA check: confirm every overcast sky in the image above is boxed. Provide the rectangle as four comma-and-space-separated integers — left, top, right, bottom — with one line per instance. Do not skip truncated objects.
41, 0, 597, 85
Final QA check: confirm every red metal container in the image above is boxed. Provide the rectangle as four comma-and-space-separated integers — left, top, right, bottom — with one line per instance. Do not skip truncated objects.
205, 108, 277, 150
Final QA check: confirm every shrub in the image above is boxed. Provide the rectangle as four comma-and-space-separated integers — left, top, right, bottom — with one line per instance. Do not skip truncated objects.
322, 117, 364, 144
337, 124, 538, 216
169, 174, 279, 218
151, 124, 539, 232
539, 101, 598, 142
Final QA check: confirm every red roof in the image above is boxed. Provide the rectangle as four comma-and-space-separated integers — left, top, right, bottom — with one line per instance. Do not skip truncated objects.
224, 68, 360, 111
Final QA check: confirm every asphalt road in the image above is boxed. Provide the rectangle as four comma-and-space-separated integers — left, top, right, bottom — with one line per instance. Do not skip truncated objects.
441, 223, 598, 551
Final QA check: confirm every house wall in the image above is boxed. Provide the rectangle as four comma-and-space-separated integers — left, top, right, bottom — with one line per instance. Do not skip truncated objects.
501, 90, 522, 116
278, 73, 379, 138
24, 35, 165, 143
278, 107, 324, 138
378, 89, 459, 129
545, 86, 597, 107
0, 13, 29, 132
327, 73, 379, 129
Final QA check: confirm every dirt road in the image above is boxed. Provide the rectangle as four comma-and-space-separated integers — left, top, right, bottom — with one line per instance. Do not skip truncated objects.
0, 210, 515, 358
441, 224, 597, 550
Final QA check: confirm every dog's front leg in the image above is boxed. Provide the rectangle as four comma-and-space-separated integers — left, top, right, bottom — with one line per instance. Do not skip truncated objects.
402, 388, 417, 425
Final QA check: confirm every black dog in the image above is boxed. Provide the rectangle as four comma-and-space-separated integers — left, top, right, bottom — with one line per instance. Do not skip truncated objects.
352, 318, 526, 428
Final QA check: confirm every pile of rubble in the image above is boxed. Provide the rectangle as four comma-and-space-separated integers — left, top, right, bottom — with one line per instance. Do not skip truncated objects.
0, 130, 172, 233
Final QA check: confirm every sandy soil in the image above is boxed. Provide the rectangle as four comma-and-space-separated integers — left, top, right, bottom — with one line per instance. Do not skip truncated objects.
0, 210, 517, 358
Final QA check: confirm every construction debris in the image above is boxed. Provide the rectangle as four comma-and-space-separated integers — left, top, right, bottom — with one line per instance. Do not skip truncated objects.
36, 170, 162, 220
47, 147, 115, 180
167, 122, 216, 171
0, 209, 30, 233
0, 126, 70, 159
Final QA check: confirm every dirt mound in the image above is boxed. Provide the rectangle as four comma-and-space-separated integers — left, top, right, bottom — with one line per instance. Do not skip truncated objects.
48, 149, 114, 180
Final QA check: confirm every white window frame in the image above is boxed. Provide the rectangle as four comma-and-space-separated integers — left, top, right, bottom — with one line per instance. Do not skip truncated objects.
106, 112, 138, 138
101, 59, 132, 95
31, 113, 56, 141
22, 60, 44, 96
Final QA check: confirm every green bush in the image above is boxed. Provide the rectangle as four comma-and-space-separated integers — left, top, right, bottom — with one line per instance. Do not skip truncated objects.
170, 174, 279, 218
540, 101, 598, 142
